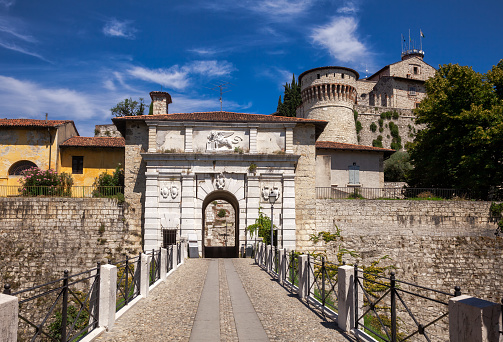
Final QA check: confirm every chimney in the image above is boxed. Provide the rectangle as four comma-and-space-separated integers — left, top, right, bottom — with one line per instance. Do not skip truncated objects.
149, 91, 172, 115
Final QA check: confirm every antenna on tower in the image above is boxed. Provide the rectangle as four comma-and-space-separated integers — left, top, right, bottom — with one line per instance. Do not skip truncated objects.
206, 82, 232, 112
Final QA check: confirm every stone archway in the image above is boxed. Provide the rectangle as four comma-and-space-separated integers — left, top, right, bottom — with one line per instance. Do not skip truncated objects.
202, 190, 239, 258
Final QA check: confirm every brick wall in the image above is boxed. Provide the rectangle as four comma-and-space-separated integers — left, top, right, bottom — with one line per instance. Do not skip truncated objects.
0, 198, 142, 292
310, 199, 502, 303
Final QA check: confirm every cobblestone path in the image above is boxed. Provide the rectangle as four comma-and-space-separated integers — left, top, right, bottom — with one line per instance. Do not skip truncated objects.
95, 258, 355, 342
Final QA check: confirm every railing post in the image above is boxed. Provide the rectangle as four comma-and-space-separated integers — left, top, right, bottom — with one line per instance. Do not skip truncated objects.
140, 253, 150, 298
354, 264, 358, 330
160, 248, 167, 280
278, 249, 285, 285
307, 254, 314, 298
390, 272, 397, 342
0, 285, 18, 342
298, 254, 308, 299
61, 270, 69, 342
172, 245, 178, 270
266, 245, 271, 272
125, 255, 129, 305
449, 293, 501, 342
99, 263, 117, 330
321, 257, 326, 307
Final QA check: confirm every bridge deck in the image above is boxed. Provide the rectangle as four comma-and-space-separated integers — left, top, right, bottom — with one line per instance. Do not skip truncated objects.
95, 258, 355, 342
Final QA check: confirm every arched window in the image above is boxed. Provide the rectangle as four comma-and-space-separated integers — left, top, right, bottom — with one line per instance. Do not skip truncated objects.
8, 160, 37, 175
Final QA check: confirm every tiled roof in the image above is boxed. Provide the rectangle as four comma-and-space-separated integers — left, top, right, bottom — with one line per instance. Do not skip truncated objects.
60, 137, 125, 148
316, 141, 395, 155
0, 118, 74, 128
113, 111, 326, 124
112, 111, 328, 138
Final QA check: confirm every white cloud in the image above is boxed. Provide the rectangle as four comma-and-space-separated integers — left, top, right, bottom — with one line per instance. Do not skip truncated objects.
188, 60, 235, 77
337, 0, 360, 14
127, 66, 190, 90
0, 41, 48, 62
310, 16, 368, 64
103, 19, 136, 39
127, 60, 235, 91
0, 0, 14, 8
188, 47, 219, 56
0, 75, 107, 120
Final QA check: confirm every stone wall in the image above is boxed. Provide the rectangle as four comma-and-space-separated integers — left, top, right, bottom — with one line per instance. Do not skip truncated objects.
354, 105, 425, 150
0, 198, 142, 292
310, 199, 502, 304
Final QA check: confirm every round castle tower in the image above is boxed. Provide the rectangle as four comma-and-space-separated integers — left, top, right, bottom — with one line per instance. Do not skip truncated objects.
297, 66, 359, 144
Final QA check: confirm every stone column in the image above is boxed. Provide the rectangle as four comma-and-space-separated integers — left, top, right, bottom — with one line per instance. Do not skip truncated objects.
449, 295, 501, 342
278, 249, 285, 285
0, 293, 18, 342
140, 253, 150, 298
181, 174, 195, 239
298, 254, 308, 299
144, 169, 159, 251
338, 265, 363, 332
185, 126, 193, 152
99, 264, 117, 330
160, 248, 167, 280
147, 125, 157, 153
282, 175, 296, 250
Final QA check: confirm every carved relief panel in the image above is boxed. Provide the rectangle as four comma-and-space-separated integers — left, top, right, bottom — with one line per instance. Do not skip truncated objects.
159, 178, 181, 202
192, 129, 249, 152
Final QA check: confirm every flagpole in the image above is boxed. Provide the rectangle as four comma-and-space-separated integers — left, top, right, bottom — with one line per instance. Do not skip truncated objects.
408, 29, 410, 51
420, 29, 422, 51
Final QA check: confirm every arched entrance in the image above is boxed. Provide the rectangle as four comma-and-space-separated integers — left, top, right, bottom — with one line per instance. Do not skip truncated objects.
202, 190, 239, 258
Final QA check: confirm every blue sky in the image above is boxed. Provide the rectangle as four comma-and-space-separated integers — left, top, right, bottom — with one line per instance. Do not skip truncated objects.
0, 0, 502, 137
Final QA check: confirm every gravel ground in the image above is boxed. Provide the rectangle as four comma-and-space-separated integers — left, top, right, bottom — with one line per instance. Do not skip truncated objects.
94, 258, 356, 342
232, 258, 357, 342
95, 259, 209, 342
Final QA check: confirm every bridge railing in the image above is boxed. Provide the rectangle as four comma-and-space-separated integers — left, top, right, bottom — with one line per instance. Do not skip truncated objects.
315, 187, 471, 200
1, 243, 187, 342
254, 241, 502, 342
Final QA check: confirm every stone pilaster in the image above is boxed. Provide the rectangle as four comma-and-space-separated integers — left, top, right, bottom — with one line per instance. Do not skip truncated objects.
181, 174, 195, 238
249, 127, 257, 153
285, 127, 293, 154
185, 126, 193, 152
148, 125, 157, 153
144, 169, 159, 251
282, 175, 296, 250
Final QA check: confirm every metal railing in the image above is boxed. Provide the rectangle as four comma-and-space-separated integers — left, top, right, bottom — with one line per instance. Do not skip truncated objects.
177, 243, 181, 265
167, 245, 174, 273
354, 265, 461, 342
316, 187, 470, 200
3, 265, 101, 342
272, 246, 279, 275
147, 249, 161, 286
308, 255, 339, 313
285, 250, 299, 292
0, 185, 124, 198
111, 254, 141, 312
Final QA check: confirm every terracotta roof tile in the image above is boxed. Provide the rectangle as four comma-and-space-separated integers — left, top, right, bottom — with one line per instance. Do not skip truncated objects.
316, 141, 395, 154
113, 111, 326, 124
0, 118, 74, 128
60, 137, 125, 148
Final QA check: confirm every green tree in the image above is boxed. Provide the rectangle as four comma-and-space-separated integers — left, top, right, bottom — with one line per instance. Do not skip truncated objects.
408, 62, 503, 199
148, 101, 154, 115
276, 74, 302, 117
111, 97, 146, 117
246, 207, 277, 245
384, 151, 412, 182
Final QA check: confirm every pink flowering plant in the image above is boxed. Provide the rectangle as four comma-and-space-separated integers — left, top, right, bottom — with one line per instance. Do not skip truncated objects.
19, 167, 73, 196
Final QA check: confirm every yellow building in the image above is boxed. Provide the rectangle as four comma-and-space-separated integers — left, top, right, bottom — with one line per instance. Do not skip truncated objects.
0, 119, 78, 186
59, 136, 125, 187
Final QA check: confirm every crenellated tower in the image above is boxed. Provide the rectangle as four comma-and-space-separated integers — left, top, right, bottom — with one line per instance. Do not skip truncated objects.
297, 66, 359, 144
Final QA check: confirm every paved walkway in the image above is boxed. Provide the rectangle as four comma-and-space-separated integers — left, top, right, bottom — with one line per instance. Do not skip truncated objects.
95, 258, 355, 342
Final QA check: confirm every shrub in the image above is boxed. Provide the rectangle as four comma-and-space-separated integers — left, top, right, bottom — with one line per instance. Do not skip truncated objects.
217, 209, 227, 218
19, 167, 73, 196
384, 151, 412, 182
392, 111, 399, 119
356, 120, 363, 134
378, 118, 383, 127
93, 164, 124, 199
370, 122, 377, 132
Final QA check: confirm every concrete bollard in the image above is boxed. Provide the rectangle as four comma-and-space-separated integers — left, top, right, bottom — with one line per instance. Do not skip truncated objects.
338, 265, 363, 332
266, 245, 271, 272
140, 253, 150, 298
172, 246, 178, 270
0, 293, 18, 342
449, 295, 502, 342
278, 249, 285, 285
298, 254, 308, 299
160, 248, 167, 280
99, 264, 117, 330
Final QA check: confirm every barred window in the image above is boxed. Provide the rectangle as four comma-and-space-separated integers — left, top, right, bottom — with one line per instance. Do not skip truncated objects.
9, 160, 37, 175
72, 156, 84, 174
